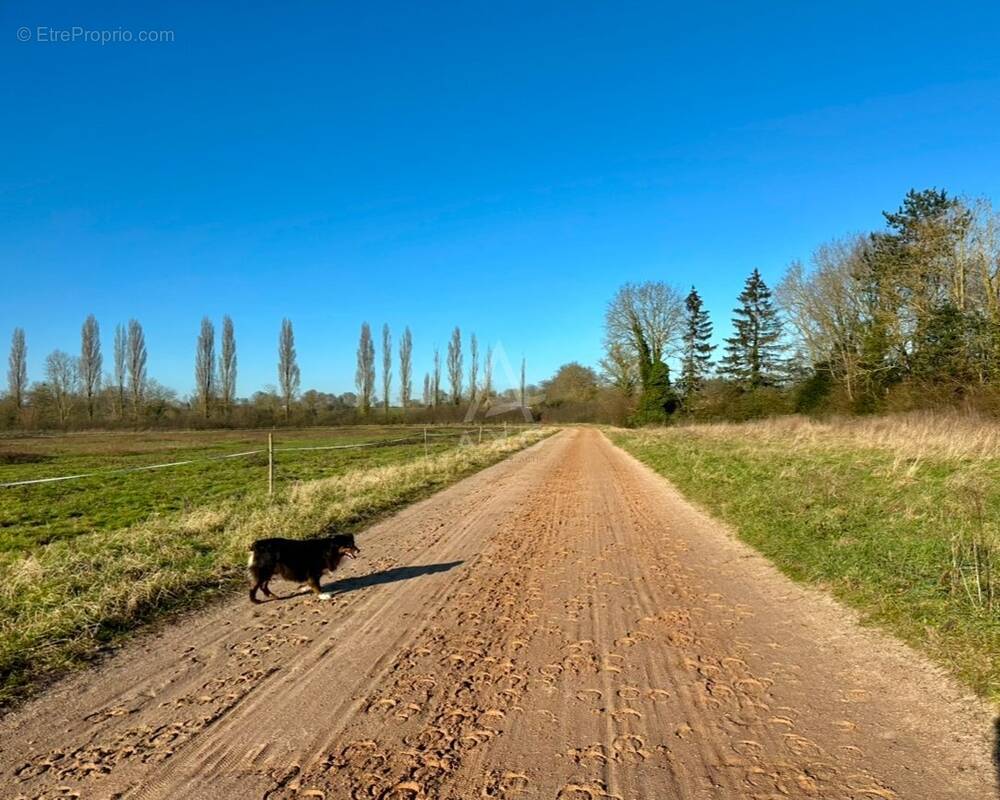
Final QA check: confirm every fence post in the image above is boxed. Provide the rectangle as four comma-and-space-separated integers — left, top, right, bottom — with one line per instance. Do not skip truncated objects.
268, 432, 274, 496
424, 426, 428, 457
504, 421, 507, 440
478, 424, 483, 444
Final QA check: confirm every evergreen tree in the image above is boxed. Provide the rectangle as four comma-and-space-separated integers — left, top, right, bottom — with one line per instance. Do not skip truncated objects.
720, 269, 784, 389
678, 287, 714, 406
633, 359, 678, 423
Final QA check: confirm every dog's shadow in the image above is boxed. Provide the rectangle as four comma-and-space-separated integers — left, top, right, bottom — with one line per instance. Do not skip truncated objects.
262, 560, 464, 603
321, 561, 463, 595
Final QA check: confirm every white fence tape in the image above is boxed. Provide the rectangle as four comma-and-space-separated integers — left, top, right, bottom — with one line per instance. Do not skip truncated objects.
0, 449, 266, 488
274, 435, 418, 453
0, 427, 515, 489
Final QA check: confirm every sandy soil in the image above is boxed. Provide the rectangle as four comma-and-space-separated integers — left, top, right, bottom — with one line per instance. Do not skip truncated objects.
2, 428, 996, 799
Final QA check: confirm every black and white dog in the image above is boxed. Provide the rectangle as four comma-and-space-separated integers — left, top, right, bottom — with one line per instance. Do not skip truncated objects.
247, 534, 360, 603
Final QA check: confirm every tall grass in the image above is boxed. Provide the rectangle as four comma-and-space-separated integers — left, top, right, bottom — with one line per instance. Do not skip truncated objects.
0, 428, 554, 707
611, 413, 1000, 700
676, 410, 1000, 461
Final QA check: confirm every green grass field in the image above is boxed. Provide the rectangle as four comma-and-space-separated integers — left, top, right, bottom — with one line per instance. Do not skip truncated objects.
610, 414, 1000, 701
0, 425, 503, 555
0, 424, 549, 705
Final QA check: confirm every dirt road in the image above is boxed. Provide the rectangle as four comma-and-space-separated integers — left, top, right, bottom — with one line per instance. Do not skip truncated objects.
3, 429, 996, 799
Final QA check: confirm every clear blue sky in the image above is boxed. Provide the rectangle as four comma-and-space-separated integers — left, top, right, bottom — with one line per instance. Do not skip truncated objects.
3, 2, 1000, 399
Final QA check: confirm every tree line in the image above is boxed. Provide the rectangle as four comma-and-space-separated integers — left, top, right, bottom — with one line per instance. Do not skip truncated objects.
2, 316, 531, 430
538, 188, 1000, 424
12, 187, 990, 430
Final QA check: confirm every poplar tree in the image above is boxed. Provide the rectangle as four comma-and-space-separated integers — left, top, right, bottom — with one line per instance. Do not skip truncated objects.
355, 322, 375, 415
113, 323, 127, 419
195, 317, 215, 418
432, 348, 441, 408
7, 327, 27, 410
127, 319, 147, 420
219, 315, 237, 417
482, 345, 493, 408
79, 315, 102, 420
468, 333, 478, 404
520, 357, 526, 408
447, 327, 463, 404
399, 327, 413, 414
381, 324, 392, 418
278, 318, 300, 420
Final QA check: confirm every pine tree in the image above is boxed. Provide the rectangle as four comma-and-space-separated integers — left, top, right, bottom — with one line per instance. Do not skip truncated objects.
720, 269, 784, 389
678, 287, 714, 405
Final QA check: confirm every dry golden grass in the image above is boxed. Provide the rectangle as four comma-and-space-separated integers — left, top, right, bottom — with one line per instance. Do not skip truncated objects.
0, 427, 555, 706
667, 410, 1000, 462
612, 412, 1000, 699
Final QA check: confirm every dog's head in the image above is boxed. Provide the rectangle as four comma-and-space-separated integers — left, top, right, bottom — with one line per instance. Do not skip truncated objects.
327, 533, 360, 564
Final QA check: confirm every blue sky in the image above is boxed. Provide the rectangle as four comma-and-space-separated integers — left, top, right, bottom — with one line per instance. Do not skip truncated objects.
3, 2, 1000, 399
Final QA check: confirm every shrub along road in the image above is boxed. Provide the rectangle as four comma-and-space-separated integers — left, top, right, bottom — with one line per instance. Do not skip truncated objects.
1, 428, 994, 799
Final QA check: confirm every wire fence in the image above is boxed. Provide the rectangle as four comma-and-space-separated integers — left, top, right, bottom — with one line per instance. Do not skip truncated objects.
0, 424, 526, 491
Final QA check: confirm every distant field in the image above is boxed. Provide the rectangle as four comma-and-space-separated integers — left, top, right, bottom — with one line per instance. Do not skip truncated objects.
0, 425, 506, 555
611, 413, 1000, 700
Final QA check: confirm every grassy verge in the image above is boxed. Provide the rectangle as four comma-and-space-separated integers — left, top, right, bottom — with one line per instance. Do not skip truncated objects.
0, 427, 554, 707
609, 413, 1000, 701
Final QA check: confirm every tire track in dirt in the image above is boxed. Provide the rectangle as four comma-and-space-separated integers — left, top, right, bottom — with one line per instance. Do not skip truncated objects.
0, 435, 562, 800
1, 428, 995, 799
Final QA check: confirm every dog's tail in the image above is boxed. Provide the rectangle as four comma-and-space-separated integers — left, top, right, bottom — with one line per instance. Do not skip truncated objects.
247, 545, 256, 568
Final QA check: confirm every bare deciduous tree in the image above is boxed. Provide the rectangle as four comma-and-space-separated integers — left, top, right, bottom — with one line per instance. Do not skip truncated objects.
278, 318, 300, 421
604, 281, 684, 368
45, 350, 78, 426
399, 326, 413, 413
520, 356, 526, 408
381, 323, 392, 418
600, 341, 639, 398
219, 315, 237, 417
422, 372, 431, 406
447, 326, 463, 404
7, 327, 27, 409
79, 315, 102, 420
482, 345, 493, 408
777, 237, 867, 402
432, 348, 441, 408
114, 323, 128, 419
127, 319, 147, 421
355, 322, 375, 415
195, 317, 215, 418
468, 333, 478, 404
